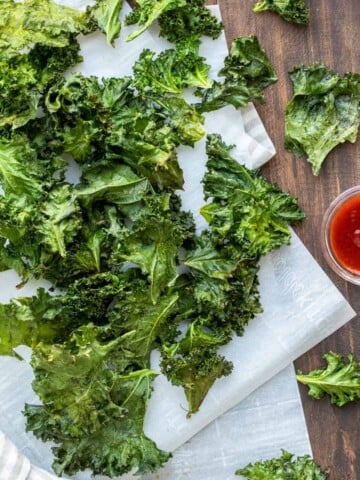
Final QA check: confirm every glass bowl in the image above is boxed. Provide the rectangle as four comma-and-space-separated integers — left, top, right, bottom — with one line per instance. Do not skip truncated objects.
321, 186, 360, 285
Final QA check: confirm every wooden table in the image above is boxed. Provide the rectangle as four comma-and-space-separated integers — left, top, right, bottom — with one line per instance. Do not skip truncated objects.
215, 1, 360, 478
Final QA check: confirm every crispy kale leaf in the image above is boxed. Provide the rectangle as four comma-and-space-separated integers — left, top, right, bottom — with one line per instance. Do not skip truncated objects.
88, 0, 123, 46
285, 64, 360, 175
161, 323, 232, 416
201, 135, 305, 256
44, 73, 204, 190
125, 0, 186, 41
236, 450, 328, 479
159, 231, 262, 414
133, 36, 211, 94
297, 352, 360, 406
0, 40, 82, 129
196, 36, 277, 113
158, 0, 223, 43
253, 0, 309, 24
116, 218, 181, 304
0, 0, 93, 55
0, 289, 68, 357
182, 232, 262, 336
25, 324, 171, 477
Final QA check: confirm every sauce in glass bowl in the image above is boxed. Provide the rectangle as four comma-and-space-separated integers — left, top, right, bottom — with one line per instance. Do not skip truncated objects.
322, 186, 360, 285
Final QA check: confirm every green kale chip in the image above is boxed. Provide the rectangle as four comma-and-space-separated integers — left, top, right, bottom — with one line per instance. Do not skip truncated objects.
0, 289, 68, 357
88, 0, 123, 46
0, 0, 94, 55
158, 0, 223, 43
297, 352, 360, 406
125, 0, 186, 42
285, 64, 360, 175
133, 36, 211, 94
196, 36, 277, 113
253, 0, 309, 24
182, 232, 262, 335
0, 41, 80, 129
236, 450, 328, 479
161, 323, 233, 416
201, 134, 305, 256
25, 324, 171, 477
44, 73, 204, 190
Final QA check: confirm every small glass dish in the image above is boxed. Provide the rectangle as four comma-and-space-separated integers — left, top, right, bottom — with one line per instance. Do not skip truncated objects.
321, 186, 360, 285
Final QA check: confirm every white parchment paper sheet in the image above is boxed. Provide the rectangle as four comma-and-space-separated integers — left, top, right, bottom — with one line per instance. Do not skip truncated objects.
0, 3, 355, 480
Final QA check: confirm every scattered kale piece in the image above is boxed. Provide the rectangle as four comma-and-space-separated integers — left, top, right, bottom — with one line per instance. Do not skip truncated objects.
253, 0, 309, 25
158, 0, 223, 43
297, 352, 360, 406
25, 324, 171, 477
44, 73, 204, 188
161, 323, 233, 416
196, 35, 277, 112
0, 0, 94, 55
125, 0, 186, 41
0, 289, 66, 357
285, 64, 360, 175
236, 450, 328, 479
0, 39, 82, 129
180, 232, 262, 337
201, 134, 305, 256
88, 0, 124, 46
133, 35, 211, 94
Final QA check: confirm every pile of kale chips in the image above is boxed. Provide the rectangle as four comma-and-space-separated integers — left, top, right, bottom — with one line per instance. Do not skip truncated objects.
0, 0, 304, 476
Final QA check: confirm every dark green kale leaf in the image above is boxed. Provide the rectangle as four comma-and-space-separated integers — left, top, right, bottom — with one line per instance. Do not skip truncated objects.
182, 232, 262, 336
0, 136, 81, 278
154, 95, 205, 146
38, 209, 123, 286
220, 35, 278, 90
285, 64, 360, 175
110, 192, 195, 303
108, 94, 205, 189
88, 0, 123, 46
0, 289, 69, 357
108, 281, 179, 366
297, 352, 360, 406
125, 0, 186, 42
44, 73, 204, 190
161, 323, 232, 416
0, 40, 81, 130
253, 0, 309, 25
36, 184, 82, 257
236, 450, 328, 479
116, 218, 181, 304
201, 134, 305, 256
25, 324, 170, 477
75, 163, 150, 209
158, 0, 223, 43
50, 272, 129, 324
159, 232, 261, 415
196, 36, 277, 113
133, 36, 211, 94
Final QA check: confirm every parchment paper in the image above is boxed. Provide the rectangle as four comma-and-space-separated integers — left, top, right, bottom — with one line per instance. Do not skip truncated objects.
0, 4, 355, 480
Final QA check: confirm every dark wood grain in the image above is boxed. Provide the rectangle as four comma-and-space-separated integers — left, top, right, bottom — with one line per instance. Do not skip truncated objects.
216, 1, 360, 478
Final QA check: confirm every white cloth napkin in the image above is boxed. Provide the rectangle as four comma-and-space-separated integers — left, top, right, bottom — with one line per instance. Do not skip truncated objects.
0, 432, 57, 480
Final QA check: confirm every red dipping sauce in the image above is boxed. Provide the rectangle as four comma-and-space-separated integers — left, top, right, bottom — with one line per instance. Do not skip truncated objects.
322, 186, 360, 285
329, 195, 360, 274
